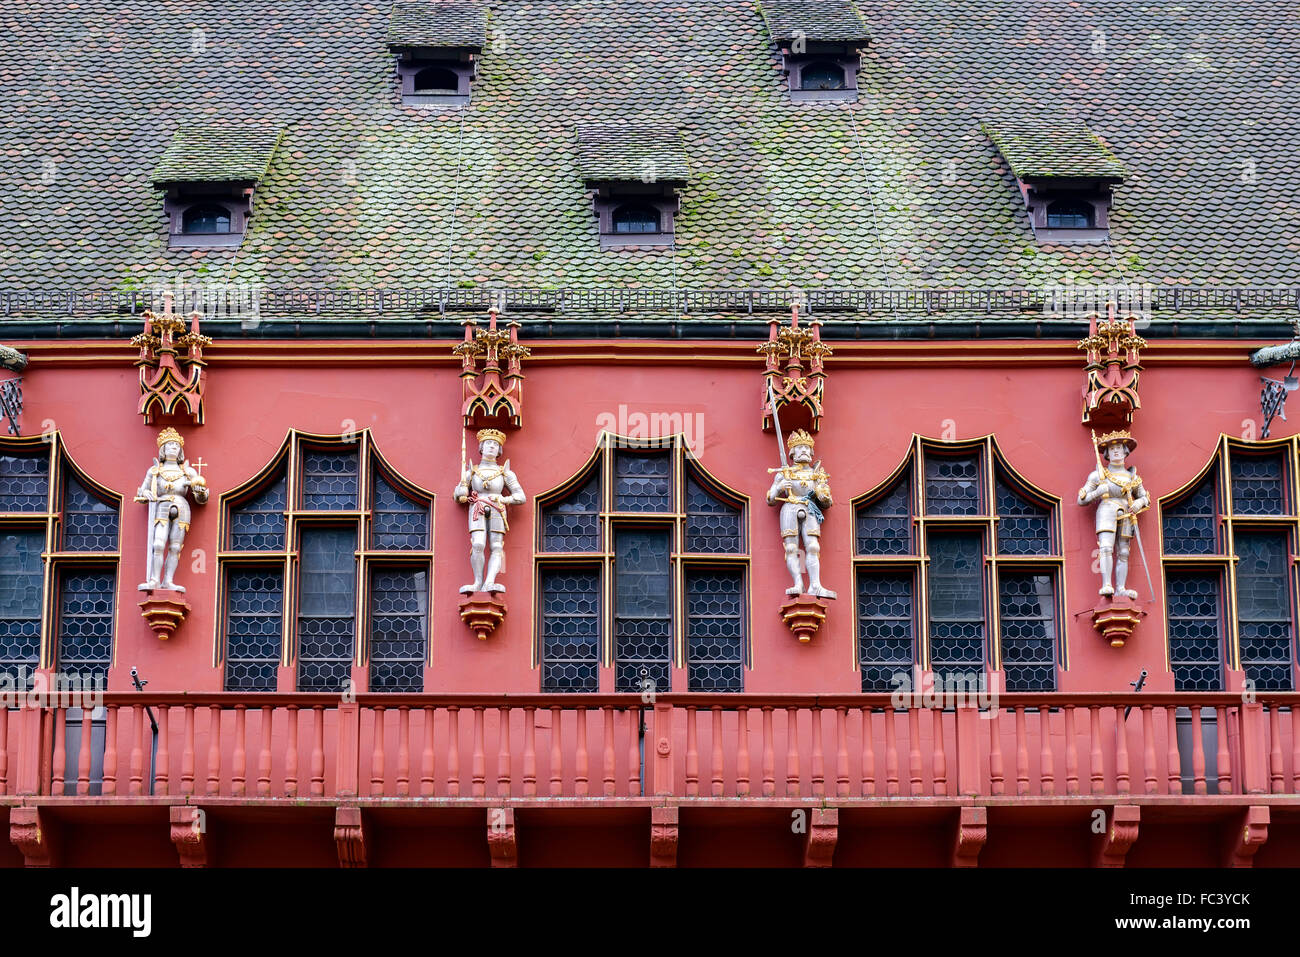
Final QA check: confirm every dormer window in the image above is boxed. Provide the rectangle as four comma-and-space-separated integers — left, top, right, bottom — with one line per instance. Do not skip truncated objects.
388, 2, 487, 107
983, 118, 1128, 244
759, 0, 870, 103
150, 124, 283, 249
576, 124, 690, 249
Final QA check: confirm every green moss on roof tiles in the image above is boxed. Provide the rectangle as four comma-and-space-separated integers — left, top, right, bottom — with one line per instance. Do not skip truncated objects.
151, 125, 284, 185
575, 124, 689, 184
758, 0, 870, 44
982, 119, 1128, 181
387, 1, 487, 48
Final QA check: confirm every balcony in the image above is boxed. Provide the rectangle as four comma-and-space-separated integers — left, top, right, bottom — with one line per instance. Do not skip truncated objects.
3, 692, 1298, 866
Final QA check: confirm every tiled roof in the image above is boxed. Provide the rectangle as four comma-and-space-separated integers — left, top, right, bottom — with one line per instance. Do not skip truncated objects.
983, 119, 1127, 181
1, 0, 1298, 291
575, 124, 690, 184
150, 125, 284, 185
758, 0, 870, 44
387, 1, 487, 49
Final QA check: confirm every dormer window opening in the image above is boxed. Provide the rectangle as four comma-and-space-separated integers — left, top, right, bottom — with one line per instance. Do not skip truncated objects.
1046, 199, 1094, 229
800, 61, 847, 91
181, 203, 232, 235
612, 203, 661, 234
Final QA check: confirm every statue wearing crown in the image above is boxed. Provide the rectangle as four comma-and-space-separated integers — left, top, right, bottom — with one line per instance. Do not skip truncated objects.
1079, 429, 1150, 599
454, 428, 526, 594
135, 427, 208, 593
768, 430, 836, 599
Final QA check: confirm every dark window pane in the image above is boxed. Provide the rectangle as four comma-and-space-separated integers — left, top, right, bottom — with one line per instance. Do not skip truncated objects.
1231, 453, 1286, 516
614, 528, 671, 692
612, 204, 659, 234
926, 531, 985, 681
0, 530, 43, 688
62, 474, 117, 552
0, 453, 49, 512
1163, 474, 1218, 555
1045, 200, 1093, 228
995, 476, 1052, 555
57, 570, 114, 687
301, 449, 359, 510
371, 473, 429, 550
230, 473, 287, 551
857, 572, 914, 692
686, 568, 744, 691
684, 474, 741, 553
801, 61, 846, 90
224, 568, 283, 691
1165, 571, 1224, 691
412, 66, 458, 93
540, 569, 600, 692
998, 572, 1057, 692
925, 454, 981, 516
1235, 531, 1294, 690
297, 527, 356, 691
181, 204, 231, 234
541, 472, 600, 552
856, 471, 911, 555
615, 451, 670, 512
369, 568, 426, 692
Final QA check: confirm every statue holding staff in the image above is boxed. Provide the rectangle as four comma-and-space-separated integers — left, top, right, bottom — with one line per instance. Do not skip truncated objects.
1078, 429, 1150, 599
454, 428, 525, 594
135, 427, 208, 592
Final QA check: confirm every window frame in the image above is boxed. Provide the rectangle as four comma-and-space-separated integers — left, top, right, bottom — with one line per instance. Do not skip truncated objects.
217, 429, 434, 692
533, 432, 749, 692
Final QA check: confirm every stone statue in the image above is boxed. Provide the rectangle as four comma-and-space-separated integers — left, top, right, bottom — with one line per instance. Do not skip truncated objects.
767, 429, 836, 599
454, 428, 525, 594
135, 427, 208, 592
1078, 429, 1149, 599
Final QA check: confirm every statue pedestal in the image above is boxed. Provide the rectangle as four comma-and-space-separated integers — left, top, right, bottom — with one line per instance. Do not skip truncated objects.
780, 594, 829, 644
459, 592, 508, 641
139, 592, 192, 641
1089, 597, 1145, 648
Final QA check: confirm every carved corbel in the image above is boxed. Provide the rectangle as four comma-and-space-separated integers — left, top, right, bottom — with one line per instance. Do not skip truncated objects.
802, 807, 838, 867
650, 806, 679, 867
1224, 805, 1269, 867
780, 594, 829, 643
334, 806, 368, 868
169, 805, 211, 867
9, 806, 56, 867
1092, 804, 1140, 867
951, 805, 987, 867
488, 807, 518, 867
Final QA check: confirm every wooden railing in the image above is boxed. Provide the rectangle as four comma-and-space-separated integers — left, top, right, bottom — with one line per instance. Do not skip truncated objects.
2, 693, 1297, 801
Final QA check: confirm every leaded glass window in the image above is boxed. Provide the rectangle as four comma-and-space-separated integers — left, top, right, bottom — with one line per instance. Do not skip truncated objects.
857, 572, 914, 692
1235, 531, 1293, 691
229, 473, 287, 551
927, 531, 986, 681
615, 450, 670, 512
62, 475, 117, 552
855, 472, 911, 555
301, 448, 359, 510
686, 568, 744, 691
0, 530, 42, 688
57, 570, 114, 685
541, 472, 600, 552
297, 527, 356, 692
995, 476, 1052, 555
1231, 452, 1286, 516
0, 452, 48, 512
998, 572, 1056, 691
614, 529, 672, 693
540, 569, 600, 692
369, 567, 426, 692
1166, 571, 1224, 691
1162, 474, 1218, 555
925, 454, 981, 516
371, 473, 429, 550
685, 475, 742, 553
224, 568, 283, 692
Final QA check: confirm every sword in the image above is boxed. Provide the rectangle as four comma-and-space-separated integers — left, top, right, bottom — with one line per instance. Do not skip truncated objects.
767, 380, 787, 471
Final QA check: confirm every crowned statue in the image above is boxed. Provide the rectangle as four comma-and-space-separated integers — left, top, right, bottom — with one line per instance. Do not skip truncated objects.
1078, 429, 1150, 599
135, 427, 208, 592
454, 428, 526, 594
767, 429, 836, 599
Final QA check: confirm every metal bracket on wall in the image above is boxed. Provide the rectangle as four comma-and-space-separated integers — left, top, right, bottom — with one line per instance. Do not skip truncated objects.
0, 377, 22, 436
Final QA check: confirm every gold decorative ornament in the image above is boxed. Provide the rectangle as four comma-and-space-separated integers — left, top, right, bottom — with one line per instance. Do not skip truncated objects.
786, 429, 815, 453
156, 427, 184, 448
1094, 429, 1137, 453
477, 428, 507, 447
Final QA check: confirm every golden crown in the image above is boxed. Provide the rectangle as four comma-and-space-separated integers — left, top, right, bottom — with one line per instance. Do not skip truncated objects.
156, 427, 184, 448
1095, 429, 1137, 453
477, 428, 507, 446
786, 430, 815, 452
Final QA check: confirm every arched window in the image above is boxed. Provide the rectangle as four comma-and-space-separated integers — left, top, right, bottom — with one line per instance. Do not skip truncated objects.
0, 435, 119, 690
1045, 199, 1094, 229
853, 437, 1061, 693
800, 61, 846, 91
412, 66, 460, 94
536, 435, 747, 693
611, 203, 660, 235
181, 203, 232, 235
220, 431, 433, 693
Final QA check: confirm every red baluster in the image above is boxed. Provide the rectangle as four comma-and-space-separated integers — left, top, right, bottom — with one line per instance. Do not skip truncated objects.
498, 706, 512, 798
371, 706, 387, 797
397, 706, 411, 797
0, 707, 7, 794
155, 706, 170, 796
310, 706, 325, 797
908, 706, 922, 796
835, 706, 850, 798
989, 705, 1004, 796
181, 705, 195, 797
1216, 705, 1232, 794
1014, 707, 1028, 796
860, 707, 875, 797
575, 707, 588, 797
1291, 706, 1300, 794
548, 706, 561, 796
1166, 707, 1181, 794
1141, 705, 1156, 794
1064, 706, 1079, 795
470, 706, 485, 797
626, 707, 640, 796
932, 708, 947, 797
232, 705, 247, 797
258, 705, 273, 797
1191, 707, 1206, 795
710, 707, 724, 797
761, 706, 775, 797
685, 706, 699, 797
285, 706, 299, 798
523, 706, 537, 797
884, 706, 899, 797
129, 703, 145, 796
447, 706, 462, 797
736, 707, 751, 797
51, 709, 67, 796
103, 705, 119, 795
811, 707, 825, 798
603, 706, 616, 798
1039, 706, 1054, 795
1089, 706, 1104, 794
1115, 706, 1130, 795
786, 707, 800, 797
421, 707, 436, 797
1269, 706, 1284, 793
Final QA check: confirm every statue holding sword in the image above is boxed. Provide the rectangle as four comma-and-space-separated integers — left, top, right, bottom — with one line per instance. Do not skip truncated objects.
455, 427, 525, 594
1077, 429, 1152, 600
766, 384, 836, 599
